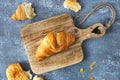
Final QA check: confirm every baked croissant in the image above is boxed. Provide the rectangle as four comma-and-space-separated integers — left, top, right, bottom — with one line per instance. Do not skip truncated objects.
35, 32, 75, 61
12, 2, 36, 20
6, 63, 29, 80
63, 0, 81, 12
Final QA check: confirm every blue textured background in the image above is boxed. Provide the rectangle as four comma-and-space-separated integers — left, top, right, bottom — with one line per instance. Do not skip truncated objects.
0, 0, 120, 80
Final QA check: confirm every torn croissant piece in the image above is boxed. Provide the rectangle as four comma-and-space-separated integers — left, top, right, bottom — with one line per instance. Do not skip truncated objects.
24, 70, 32, 80
33, 76, 44, 80
35, 31, 75, 61
12, 2, 36, 20
6, 63, 30, 80
63, 0, 81, 12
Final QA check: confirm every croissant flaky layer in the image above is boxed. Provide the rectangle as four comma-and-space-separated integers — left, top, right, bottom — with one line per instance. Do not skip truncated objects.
6, 63, 29, 80
11, 2, 36, 20
35, 32, 75, 61
33, 76, 44, 80
64, 0, 81, 12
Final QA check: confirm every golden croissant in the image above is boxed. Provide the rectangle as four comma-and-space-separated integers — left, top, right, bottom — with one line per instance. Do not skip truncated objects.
63, 0, 81, 12
12, 2, 36, 20
35, 32, 75, 61
6, 63, 29, 80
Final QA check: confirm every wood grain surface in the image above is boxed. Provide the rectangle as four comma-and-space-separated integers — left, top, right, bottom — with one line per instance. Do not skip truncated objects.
20, 13, 105, 74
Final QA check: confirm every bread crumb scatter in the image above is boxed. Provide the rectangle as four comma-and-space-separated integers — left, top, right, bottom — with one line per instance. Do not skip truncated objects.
102, 78, 106, 80
90, 76, 95, 80
90, 61, 96, 72
80, 68, 84, 73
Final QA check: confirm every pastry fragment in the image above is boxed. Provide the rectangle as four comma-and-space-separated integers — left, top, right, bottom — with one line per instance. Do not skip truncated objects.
63, 0, 81, 12
80, 68, 84, 73
89, 61, 96, 72
90, 76, 95, 80
6, 63, 30, 80
102, 78, 106, 80
33, 76, 44, 80
24, 70, 32, 80
12, 2, 36, 20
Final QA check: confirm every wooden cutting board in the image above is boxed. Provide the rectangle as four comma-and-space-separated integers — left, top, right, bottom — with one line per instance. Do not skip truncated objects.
20, 13, 105, 74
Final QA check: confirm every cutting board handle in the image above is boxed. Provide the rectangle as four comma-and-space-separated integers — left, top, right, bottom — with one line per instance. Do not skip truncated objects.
73, 2, 116, 42
78, 23, 106, 41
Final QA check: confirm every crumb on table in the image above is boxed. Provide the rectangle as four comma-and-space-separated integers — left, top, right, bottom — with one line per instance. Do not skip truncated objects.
89, 61, 96, 72
80, 68, 84, 73
90, 76, 95, 80
102, 78, 106, 80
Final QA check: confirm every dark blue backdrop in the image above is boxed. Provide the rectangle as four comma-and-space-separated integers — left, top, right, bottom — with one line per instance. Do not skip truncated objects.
0, 0, 120, 80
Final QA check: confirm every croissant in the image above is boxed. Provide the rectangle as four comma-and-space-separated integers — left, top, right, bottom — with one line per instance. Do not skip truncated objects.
35, 32, 75, 61
12, 2, 36, 20
63, 0, 81, 12
6, 63, 29, 80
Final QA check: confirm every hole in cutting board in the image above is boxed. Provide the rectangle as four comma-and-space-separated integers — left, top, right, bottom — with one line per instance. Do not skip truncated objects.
92, 27, 101, 34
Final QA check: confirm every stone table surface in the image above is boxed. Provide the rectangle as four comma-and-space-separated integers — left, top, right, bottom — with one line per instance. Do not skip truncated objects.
0, 0, 120, 80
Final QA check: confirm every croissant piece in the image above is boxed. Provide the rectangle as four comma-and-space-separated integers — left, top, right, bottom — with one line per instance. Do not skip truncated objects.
64, 0, 81, 12
35, 32, 75, 61
12, 2, 36, 20
33, 76, 44, 80
6, 63, 29, 80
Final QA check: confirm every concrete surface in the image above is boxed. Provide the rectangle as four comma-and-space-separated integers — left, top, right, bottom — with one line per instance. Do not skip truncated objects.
0, 0, 120, 80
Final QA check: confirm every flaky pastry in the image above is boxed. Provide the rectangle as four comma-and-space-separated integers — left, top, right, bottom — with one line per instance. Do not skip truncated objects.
64, 0, 81, 12
11, 2, 36, 20
6, 63, 29, 80
35, 32, 75, 61
33, 76, 44, 80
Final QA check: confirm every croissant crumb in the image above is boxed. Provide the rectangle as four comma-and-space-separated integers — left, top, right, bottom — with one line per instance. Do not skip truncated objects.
90, 76, 95, 80
64, 0, 81, 12
80, 68, 84, 73
11, 2, 36, 20
102, 78, 106, 80
89, 61, 96, 72
6, 63, 29, 80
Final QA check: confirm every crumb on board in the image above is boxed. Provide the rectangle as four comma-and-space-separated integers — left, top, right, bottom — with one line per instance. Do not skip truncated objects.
80, 68, 84, 73
89, 61, 96, 72
90, 76, 95, 80
102, 78, 106, 80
